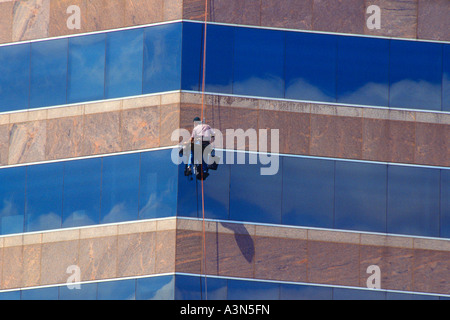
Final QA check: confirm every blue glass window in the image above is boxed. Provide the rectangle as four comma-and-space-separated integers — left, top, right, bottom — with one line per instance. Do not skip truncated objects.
333, 288, 386, 300
67, 33, 106, 103
105, 28, 144, 99
337, 36, 389, 106
62, 158, 101, 228
279, 284, 332, 300
0, 43, 30, 112
0, 290, 20, 300
387, 165, 440, 237
389, 40, 442, 111
21, 287, 59, 300
203, 161, 230, 220
181, 22, 203, 91
230, 161, 282, 224
387, 292, 439, 300
139, 150, 178, 220
25, 163, 64, 232
175, 275, 203, 300
30, 39, 68, 108
136, 275, 174, 300
444, 45, 450, 112
285, 32, 337, 102
227, 280, 279, 300
0, 167, 26, 235
233, 27, 285, 98
441, 170, 450, 238
334, 161, 387, 233
100, 153, 140, 224
205, 24, 234, 94
59, 283, 97, 300
97, 279, 136, 300
282, 157, 334, 228
143, 23, 182, 94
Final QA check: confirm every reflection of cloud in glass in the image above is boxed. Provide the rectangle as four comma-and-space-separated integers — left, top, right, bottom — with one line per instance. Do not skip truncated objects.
149, 278, 175, 300
139, 182, 176, 219
338, 82, 389, 106
29, 211, 61, 231
286, 78, 335, 102
390, 79, 441, 110
234, 75, 283, 98
0, 199, 18, 216
62, 210, 96, 228
101, 203, 128, 224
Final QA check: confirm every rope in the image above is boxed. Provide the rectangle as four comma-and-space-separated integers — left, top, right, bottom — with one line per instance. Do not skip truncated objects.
200, 0, 209, 301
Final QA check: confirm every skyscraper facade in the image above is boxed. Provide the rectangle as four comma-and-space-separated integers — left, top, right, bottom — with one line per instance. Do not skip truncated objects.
0, 0, 448, 300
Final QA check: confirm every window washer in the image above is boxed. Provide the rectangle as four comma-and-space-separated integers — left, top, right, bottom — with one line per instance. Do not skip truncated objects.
188, 117, 215, 180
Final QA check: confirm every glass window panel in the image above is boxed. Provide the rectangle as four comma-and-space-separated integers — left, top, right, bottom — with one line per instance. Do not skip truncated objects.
175, 275, 203, 300
227, 280, 279, 300
97, 279, 136, 300
387, 292, 439, 300
30, 39, 68, 108
0, 43, 30, 112
105, 28, 143, 99
139, 150, 178, 220
444, 45, 450, 112
177, 163, 200, 218
67, 33, 106, 103
143, 23, 182, 94
101, 153, 140, 224
136, 275, 174, 300
229, 160, 282, 224
0, 290, 21, 300
62, 158, 101, 228
282, 157, 334, 228
59, 283, 97, 300
181, 22, 203, 91
333, 288, 386, 300
21, 287, 59, 300
205, 24, 234, 94
204, 161, 230, 220
233, 27, 285, 98
441, 170, 450, 238
335, 161, 387, 233
285, 32, 337, 102
387, 165, 440, 237
389, 40, 442, 111
174, 275, 227, 300
25, 163, 64, 232
0, 167, 26, 235
337, 36, 389, 106
279, 284, 332, 300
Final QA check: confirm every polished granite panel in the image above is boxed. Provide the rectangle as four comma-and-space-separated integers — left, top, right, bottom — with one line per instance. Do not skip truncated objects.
310, 114, 363, 159
260, 0, 312, 30
45, 116, 84, 161
8, 121, 47, 164
12, 0, 50, 42
0, 1, 13, 43
0, 124, 9, 166
121, 106, 160, 152
312, 0, 365, 34
79, 236, 118, 281
124, 0, 164, 26
210, 0, 261, 26
0, 219, 449, 295
41, 240, 78, 285
364, 0, 417, 38
417, 0, 450, 42
117, 232, 156, 277
49, 0, 88, 37
415, 122, 449, 167
85, 0, 125, 32
81, 111, 122, 156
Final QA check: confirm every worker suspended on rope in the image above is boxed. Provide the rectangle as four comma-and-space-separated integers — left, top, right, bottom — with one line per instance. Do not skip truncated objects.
185, 117, 215, 180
